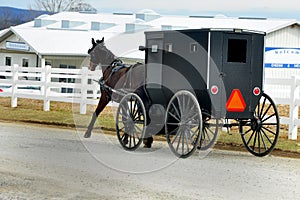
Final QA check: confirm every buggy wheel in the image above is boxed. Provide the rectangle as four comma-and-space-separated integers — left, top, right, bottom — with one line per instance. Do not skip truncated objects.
165, 90, 202, 158
240, 93, 280, 157
199, 112, 219, 150
116, 93, 146, 151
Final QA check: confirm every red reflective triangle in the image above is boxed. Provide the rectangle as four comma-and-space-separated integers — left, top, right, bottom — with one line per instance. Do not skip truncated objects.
226, 89, 246, 112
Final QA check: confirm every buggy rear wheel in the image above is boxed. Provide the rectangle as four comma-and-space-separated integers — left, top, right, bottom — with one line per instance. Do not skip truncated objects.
240, 93, 280, 156
116, 93, 146, 151
165, 90, 202, 158
199, 112, 219, 150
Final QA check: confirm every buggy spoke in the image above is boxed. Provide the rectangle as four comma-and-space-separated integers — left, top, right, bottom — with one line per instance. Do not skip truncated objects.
259, 97, 266, 117
262, 126, 277, 136
167, 122, 180, 126
259, 130, 268, 151
175, 130, 183, 151
262, 113, 276, 122
246, 130, 255, 146
252, 130, 258, 150
172, 130, 182, 146
168, 111, 181, 122
134, 124, 143, 133
244, 128, 253, 135
261, 104, 272, 120
202, 129, 211, 144
184, 131, 190, 153
261, 128, 273, 144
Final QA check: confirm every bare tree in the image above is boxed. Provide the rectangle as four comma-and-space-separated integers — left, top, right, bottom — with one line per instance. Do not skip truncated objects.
32, 0, 83, 13
69, 2, 97, 13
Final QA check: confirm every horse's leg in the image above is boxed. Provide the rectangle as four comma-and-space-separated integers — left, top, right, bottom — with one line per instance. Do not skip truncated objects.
84, 92, 110, 138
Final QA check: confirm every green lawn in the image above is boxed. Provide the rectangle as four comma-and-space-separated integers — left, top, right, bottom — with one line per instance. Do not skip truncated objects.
1, 97, 299, 156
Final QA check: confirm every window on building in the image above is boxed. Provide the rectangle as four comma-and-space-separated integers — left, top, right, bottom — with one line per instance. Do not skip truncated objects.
22, 58, 29, 67
59, 64, 76, 93
45, 60, 52, 66
5, 57, 11, 66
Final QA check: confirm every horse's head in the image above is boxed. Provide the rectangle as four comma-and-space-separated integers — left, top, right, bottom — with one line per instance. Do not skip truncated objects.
87, 37, 115, 71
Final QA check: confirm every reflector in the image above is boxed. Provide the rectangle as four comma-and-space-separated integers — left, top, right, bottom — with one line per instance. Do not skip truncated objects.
211, 85, 218, 95
226, 89, 246, 112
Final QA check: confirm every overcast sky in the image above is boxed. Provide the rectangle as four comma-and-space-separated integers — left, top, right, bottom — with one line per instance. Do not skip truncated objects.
0, 0, 299, 19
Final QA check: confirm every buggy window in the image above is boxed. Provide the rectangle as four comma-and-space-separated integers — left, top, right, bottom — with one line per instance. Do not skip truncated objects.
227, 39, 247, 63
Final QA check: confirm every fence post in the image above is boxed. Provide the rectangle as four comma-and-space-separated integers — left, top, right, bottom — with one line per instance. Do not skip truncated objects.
288, 75, 299, 140
11, 64, 18, 108
43, 65, 51, 111
80, 67, 88, 114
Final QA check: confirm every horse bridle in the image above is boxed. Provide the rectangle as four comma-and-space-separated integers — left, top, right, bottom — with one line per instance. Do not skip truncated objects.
89, 44, 115, 70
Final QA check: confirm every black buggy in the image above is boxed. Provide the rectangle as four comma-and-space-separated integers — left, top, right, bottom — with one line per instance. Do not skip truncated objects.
115, 28, 280, 158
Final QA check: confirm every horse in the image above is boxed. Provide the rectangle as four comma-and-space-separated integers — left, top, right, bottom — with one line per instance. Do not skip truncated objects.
84, 37, 154, 147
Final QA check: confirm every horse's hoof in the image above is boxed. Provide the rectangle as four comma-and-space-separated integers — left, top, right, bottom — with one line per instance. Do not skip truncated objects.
123, 138, 128, 145
143, 137, 153, 148
143, 143, 152, 148
84, 131, 91, 138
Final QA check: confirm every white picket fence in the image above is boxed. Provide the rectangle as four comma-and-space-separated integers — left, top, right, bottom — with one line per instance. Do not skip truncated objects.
0, 65, 102, 114
0, 65, 299, 140
264, 75, 300, 140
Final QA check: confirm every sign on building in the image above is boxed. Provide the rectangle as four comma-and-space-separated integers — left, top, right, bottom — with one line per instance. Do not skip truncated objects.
6, 41, 30, 51
265, 47, 300, 68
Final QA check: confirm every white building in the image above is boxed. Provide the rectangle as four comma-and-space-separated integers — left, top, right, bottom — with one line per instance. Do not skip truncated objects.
0, 9, 300, 80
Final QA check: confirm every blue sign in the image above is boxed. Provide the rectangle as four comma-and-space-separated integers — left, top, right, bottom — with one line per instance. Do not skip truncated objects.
6, 41, 30, 51
265, 47, 300, 68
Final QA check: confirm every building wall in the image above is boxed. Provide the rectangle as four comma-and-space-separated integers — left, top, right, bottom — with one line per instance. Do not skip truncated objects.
266, 25, 300, 47
0, 52, 37, 67
264, 25, 300, 98
43, 56, 89, 68
265, 24, 300, 79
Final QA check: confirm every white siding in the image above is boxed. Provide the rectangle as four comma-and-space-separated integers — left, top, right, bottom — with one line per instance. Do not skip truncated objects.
0, 53, 37, 67
264, 25, 300, 98
266, 25, 300, 47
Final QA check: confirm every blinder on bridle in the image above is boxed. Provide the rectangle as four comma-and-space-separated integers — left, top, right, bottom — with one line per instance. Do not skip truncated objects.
88, 37, 112, 69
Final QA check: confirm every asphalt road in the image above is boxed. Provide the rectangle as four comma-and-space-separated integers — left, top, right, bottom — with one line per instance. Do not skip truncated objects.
0, 122, 299, 200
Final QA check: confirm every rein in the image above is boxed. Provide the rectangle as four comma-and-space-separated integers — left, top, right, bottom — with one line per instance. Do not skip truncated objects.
95, 58, 132, 101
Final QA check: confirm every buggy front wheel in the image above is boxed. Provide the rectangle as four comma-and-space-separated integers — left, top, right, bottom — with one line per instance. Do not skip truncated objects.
240, 93, 280, 157
116, 93, 146, 151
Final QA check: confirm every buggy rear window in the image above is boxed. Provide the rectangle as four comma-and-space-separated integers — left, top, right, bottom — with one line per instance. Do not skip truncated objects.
227, 39, 247, 63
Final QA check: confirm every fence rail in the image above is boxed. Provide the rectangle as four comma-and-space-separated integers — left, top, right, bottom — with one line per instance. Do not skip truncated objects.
0, 65, 101, 114
0, 65, 299, 140
265, 75, 300, 140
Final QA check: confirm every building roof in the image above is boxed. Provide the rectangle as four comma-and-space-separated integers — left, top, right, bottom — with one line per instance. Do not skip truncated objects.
0, 11, 299, 58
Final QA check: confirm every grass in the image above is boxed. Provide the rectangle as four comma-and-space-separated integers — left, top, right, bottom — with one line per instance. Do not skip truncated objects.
0, 97, 299, 157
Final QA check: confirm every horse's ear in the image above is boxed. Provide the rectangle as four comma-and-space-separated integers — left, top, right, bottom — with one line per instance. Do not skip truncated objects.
92, 38, 96, 46
97, 37, 104, 44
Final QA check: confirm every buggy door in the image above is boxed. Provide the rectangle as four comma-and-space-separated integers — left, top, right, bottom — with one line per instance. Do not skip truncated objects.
145, 32, 165, 105
221, 33, 252, 118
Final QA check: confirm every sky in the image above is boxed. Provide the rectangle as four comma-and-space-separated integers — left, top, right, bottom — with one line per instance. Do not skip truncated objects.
0, 0, 300, 19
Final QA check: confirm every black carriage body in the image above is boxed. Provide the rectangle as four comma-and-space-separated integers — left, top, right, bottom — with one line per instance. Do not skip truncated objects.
144, 29, 265, 119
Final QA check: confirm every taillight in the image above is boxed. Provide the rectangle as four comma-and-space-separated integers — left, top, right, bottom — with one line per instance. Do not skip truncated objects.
253, 87, 261, 96
211, 85, 218, 95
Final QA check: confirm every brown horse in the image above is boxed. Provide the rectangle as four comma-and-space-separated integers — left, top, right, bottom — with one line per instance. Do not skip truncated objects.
84, 37, 153, 146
